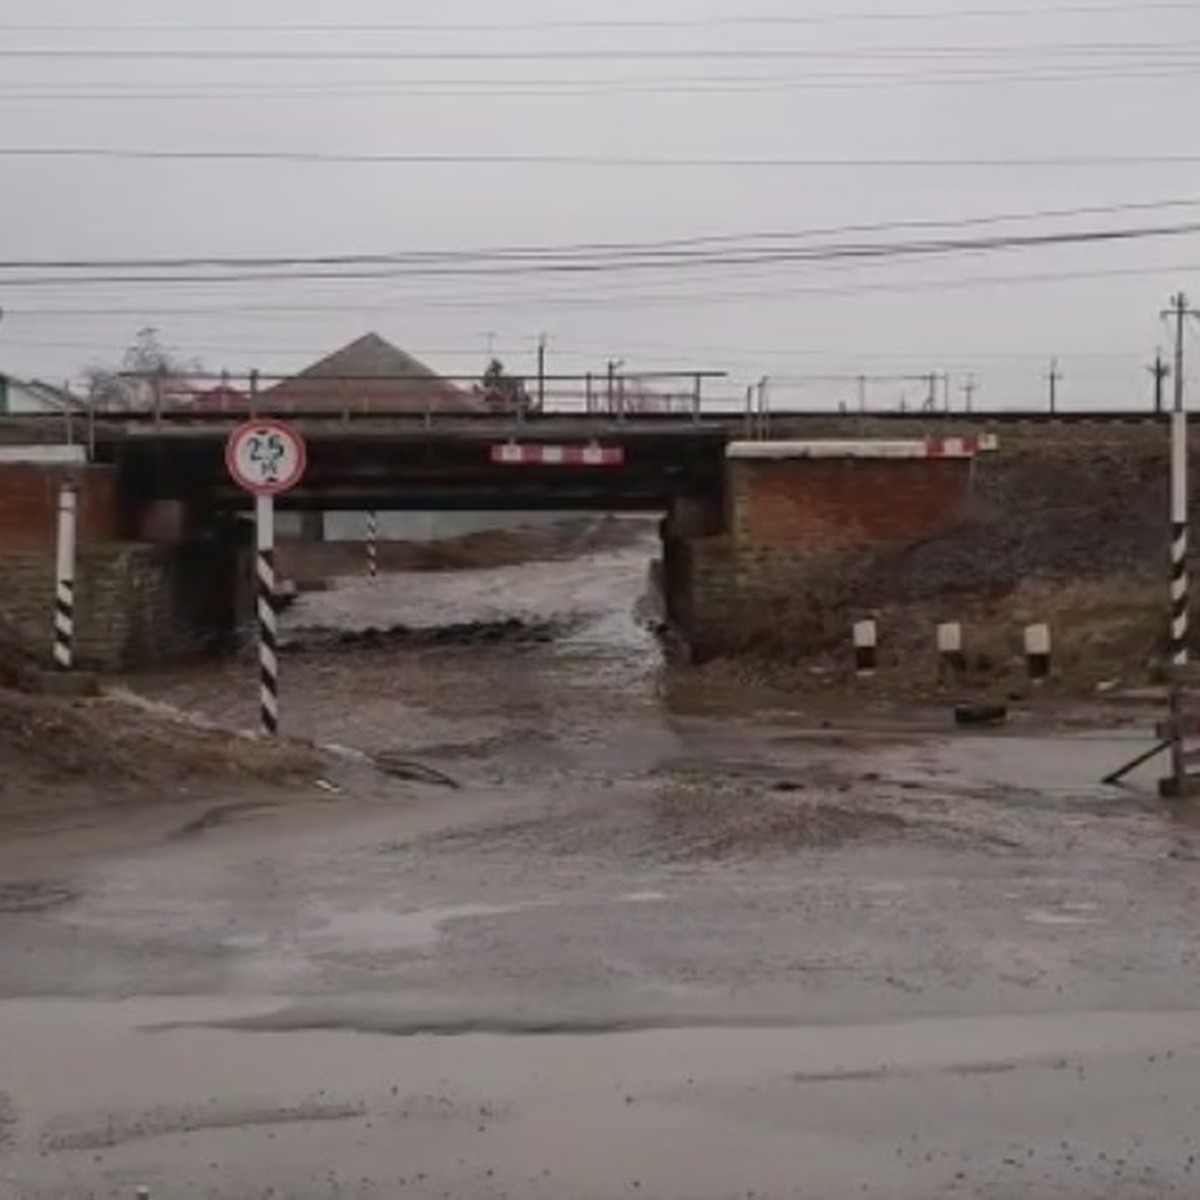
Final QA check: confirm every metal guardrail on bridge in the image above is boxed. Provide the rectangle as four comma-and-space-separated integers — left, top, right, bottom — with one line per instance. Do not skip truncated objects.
0, 362, 1177, 465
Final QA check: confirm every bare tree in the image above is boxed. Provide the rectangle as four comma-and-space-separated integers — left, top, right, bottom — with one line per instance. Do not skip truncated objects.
83, 328, 203, 410
477, 358, 534, 414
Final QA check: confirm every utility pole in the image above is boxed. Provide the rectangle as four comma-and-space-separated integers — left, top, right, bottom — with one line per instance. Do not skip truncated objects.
1149, 348, 1171, 416
962, 375, 978, 413
1167, 294, 1193, 418
536, 333, 547, 412
923, 372, 937, 412
1106, 292, 1200, 795
1047, 358, 1062, 414
606, 359, 624, 416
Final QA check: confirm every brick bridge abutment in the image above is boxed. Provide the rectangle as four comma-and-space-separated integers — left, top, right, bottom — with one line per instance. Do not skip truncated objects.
659, 442, 976, 661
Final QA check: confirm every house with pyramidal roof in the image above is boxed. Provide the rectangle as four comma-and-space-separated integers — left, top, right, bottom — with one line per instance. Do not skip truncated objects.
260, 333, 478, 413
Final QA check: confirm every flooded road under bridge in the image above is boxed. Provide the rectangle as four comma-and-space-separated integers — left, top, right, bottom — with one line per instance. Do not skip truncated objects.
2, 526, 1199, 1199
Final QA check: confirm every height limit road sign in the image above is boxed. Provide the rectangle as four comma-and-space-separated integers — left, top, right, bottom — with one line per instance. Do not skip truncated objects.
225, 419, 307, 739
226, 419, 307, 495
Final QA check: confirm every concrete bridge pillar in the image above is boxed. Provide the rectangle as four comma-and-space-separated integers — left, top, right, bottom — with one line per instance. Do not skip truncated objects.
659, 492, 725, 636
295, 510, 325, 542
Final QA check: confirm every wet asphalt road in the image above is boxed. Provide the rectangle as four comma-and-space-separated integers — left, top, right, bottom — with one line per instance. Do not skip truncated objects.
3, 543, 1200, 1198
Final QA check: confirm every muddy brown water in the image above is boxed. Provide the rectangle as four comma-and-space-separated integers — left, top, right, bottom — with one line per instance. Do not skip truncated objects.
2, 538, 1198, 1198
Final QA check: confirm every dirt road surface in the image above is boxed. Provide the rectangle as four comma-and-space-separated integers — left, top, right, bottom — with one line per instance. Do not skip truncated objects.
3, 533, 1200, 1198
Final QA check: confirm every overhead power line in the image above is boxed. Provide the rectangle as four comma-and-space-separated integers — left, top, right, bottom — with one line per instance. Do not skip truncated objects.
0, 2, 1188, 32
2, 63, 1197, 101
0, 220, 1195, 289
0, 41, 1196, 62
1, 147, 1198, 170
5, 260, 1198, 318
0, 330, 1149, 364
5, 199, 1200, 272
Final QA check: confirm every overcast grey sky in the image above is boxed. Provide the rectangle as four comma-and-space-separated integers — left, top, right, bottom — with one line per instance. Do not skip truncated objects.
0, 0, 1198, 410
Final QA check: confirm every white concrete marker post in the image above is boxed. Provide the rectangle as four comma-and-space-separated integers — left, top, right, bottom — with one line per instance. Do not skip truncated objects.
53, 481, 77, 670
1025, 624, 1052, 681
853, 619, 878, 677
226, 420, 308, 738
938, 622, 966, 679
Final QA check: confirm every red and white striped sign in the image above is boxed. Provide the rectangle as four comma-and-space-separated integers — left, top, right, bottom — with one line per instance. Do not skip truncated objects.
728, 435, 999, 461
491, 443, 625, 467
926, 434, 999, 458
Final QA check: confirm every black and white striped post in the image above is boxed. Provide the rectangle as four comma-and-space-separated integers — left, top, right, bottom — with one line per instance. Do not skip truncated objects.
366, 510, 379, 580
226, 419, 308, 738
1165, 295, 1194, 794
256, 493, 280, 737
1171, 401, 1189, 671
853, 619, 878, 677
53, 481, 77, 670
1165, 293, 1196, 676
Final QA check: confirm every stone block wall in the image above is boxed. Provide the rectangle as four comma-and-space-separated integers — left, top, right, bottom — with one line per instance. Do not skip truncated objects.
0, 538, 250, 671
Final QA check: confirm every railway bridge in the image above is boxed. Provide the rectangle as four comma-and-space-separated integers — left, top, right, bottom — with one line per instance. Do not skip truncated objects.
0, 404, 1140, 671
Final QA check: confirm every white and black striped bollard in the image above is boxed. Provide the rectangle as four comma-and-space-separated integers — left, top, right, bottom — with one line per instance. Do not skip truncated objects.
1171, 403, 1189, 669
1025, 624, 1052, 681
53, 481, 77, 670
256, 493, 280, 736
366, 510, 379, 580
854, 619, 878, 677
938, 622, 966, 679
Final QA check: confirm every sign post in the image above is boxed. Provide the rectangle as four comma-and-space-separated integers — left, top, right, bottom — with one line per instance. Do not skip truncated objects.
226, 420, 307, 737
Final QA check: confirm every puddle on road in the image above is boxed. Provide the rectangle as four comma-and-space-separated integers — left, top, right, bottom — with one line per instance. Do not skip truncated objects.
0, 882, 77, 914
126, 527, 1167, 830
7, 1000, 1200, 1199
307, 901, 546, 953
1024, 907, 1102, 928
866, 732, 1163, 810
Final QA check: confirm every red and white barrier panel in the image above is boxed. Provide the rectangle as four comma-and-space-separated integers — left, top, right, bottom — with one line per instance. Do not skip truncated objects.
926, 434, 999, 457
491, 443, 625, 466
728, 435, 999, 460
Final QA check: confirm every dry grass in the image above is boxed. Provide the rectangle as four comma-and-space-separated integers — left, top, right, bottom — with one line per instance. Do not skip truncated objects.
0, 614, 42, 690
0, 687, 318, 789
700, 575, 1168, 699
